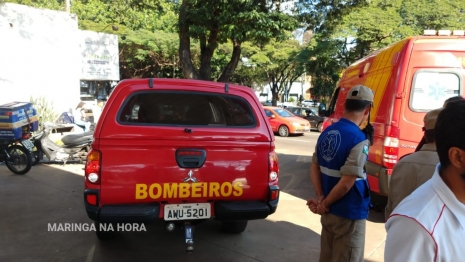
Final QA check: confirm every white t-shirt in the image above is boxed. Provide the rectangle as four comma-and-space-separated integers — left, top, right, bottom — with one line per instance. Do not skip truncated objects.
385, 164, 465, 262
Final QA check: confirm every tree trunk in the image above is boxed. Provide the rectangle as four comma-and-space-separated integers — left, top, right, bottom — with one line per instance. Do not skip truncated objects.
270, 75, 279, 106
178, 0, 200, 79
218, 39, 242, 83
199, 26, 219, 80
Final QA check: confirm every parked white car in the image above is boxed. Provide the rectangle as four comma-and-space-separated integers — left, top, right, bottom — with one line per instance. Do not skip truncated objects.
302, 100, 319, 107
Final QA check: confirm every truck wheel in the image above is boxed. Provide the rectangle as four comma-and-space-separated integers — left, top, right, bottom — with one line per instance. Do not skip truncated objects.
221, 221, 248, 234
317, 122, 323, 132
278, 125, 289, 137
95, 221, 116, 240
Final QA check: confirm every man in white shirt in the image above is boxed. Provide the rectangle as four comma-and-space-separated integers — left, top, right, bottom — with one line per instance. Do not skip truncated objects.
385, 100, 465, 261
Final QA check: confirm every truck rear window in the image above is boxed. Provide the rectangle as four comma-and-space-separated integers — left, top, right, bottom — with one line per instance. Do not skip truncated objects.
118, 91, 256, 127
411, 71, 461, 111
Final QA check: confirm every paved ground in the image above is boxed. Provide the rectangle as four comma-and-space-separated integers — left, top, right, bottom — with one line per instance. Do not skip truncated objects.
0, 131, 386, 262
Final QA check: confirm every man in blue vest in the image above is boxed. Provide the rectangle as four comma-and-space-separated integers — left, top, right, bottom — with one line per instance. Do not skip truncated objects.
307, 85, 373, 262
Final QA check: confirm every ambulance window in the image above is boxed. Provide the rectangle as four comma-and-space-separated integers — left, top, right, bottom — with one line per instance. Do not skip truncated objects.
118, 91, 257, 127
410, 71, 461, 111
327, 87, 340, 116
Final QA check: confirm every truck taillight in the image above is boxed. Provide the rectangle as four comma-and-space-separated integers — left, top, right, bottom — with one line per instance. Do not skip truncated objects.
269, 151, 279, 182
85, 149, 101, 184
383, 125, 400, 169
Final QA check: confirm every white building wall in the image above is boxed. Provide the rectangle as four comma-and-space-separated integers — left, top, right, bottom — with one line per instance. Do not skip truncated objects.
0, 3, 81, 113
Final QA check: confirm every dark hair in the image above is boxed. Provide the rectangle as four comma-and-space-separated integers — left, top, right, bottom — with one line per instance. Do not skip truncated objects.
345, 99, 372, 112
424, 129, 435, 144
435, 100, 465, 169
444, 96, 465, 107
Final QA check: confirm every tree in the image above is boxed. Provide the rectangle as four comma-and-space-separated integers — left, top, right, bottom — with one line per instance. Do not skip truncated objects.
295, 0, 370, 35
2, 0, 62, 10
331, 0, 465, 62
79, 20, 183, 79
300, 0, 465, 102
178, 0, 298, 82
300, 36, 342, 100
247, 38, 306, 106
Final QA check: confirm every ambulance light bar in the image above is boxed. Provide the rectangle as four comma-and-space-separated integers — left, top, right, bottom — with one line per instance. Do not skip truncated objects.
423, 30, 465, 36
423, 30, 436, 36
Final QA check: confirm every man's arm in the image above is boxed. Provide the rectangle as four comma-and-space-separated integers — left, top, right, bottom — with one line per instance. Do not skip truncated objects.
385, 216, 435, 261
310, 146, 324, 199
310, 161, 324, 199
321, 175, 357, 208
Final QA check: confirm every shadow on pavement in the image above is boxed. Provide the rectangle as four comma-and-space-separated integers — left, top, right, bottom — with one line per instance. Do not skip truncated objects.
0, 164, 322, 262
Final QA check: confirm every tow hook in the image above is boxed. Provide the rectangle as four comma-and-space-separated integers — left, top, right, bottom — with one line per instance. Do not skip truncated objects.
184, 221, 194, 252
166, 222, 176, 232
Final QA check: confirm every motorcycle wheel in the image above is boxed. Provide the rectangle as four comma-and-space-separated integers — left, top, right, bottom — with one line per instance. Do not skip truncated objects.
5, 145, 32, 175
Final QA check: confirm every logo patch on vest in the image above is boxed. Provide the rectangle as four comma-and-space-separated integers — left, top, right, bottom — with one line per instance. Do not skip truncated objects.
363, 145, 369, 155
319, 130, 342, 162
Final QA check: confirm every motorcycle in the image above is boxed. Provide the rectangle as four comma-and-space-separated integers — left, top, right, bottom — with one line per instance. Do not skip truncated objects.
0, 138, 33, 174
29, 131, 44, 165
33, 123, 94, 164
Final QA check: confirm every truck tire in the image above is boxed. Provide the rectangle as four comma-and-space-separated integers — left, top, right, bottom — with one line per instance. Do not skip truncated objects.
95, 221, 116, 240
221, 221, 248, 234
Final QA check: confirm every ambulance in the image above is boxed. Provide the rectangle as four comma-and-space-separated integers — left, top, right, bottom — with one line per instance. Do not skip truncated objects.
322, 30, 465, 197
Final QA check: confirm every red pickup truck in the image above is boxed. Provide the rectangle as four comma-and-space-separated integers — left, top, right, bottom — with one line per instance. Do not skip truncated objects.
84, 78, 280, 251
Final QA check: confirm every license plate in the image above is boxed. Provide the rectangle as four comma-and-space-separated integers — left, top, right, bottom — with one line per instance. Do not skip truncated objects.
21, 139, 34, 150
164, 203, 211, 221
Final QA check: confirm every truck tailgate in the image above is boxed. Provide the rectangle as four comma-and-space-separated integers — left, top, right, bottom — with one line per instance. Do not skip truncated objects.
98, 133, 271, 205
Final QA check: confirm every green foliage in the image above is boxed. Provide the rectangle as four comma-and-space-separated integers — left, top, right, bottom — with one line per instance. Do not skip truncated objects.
79, 19, 183, 78
3, 0, 63, 10
72, 0, 177, 32
179, 0, 299, 82
302, 0, 465, 102
30, 96, 59, 123
295, 0, 370, 34
246, 38, 306, 105
299, 35, 343, 99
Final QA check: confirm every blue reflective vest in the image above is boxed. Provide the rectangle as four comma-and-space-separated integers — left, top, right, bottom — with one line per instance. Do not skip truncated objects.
317, 118, 371, 220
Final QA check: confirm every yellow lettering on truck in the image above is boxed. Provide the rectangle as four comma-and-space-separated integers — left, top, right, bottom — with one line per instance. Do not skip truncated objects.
179, 183, 190, 198
149, 183, 162, 199
233, 181, 243, 196
135, 184, 148, 199
209, 182, 220, 197
135, 182, 244, 200
164, 183, 178, 198
191, 183, 202, 197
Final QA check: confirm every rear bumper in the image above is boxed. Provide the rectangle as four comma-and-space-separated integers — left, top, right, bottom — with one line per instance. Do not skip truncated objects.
84, 189, 279, 223
365, 161, 390, 196
293, 128, 310, 133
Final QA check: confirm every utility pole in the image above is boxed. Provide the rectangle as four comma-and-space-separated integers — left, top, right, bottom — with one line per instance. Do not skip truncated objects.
65, 0, 71, 13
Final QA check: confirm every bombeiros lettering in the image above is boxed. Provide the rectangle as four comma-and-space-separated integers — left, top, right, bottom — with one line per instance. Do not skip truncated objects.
135, 182, 244, 199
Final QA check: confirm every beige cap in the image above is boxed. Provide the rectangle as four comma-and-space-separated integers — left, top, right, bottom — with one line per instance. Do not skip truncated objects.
346, 85, 374, 104
423, 108, 443, 130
